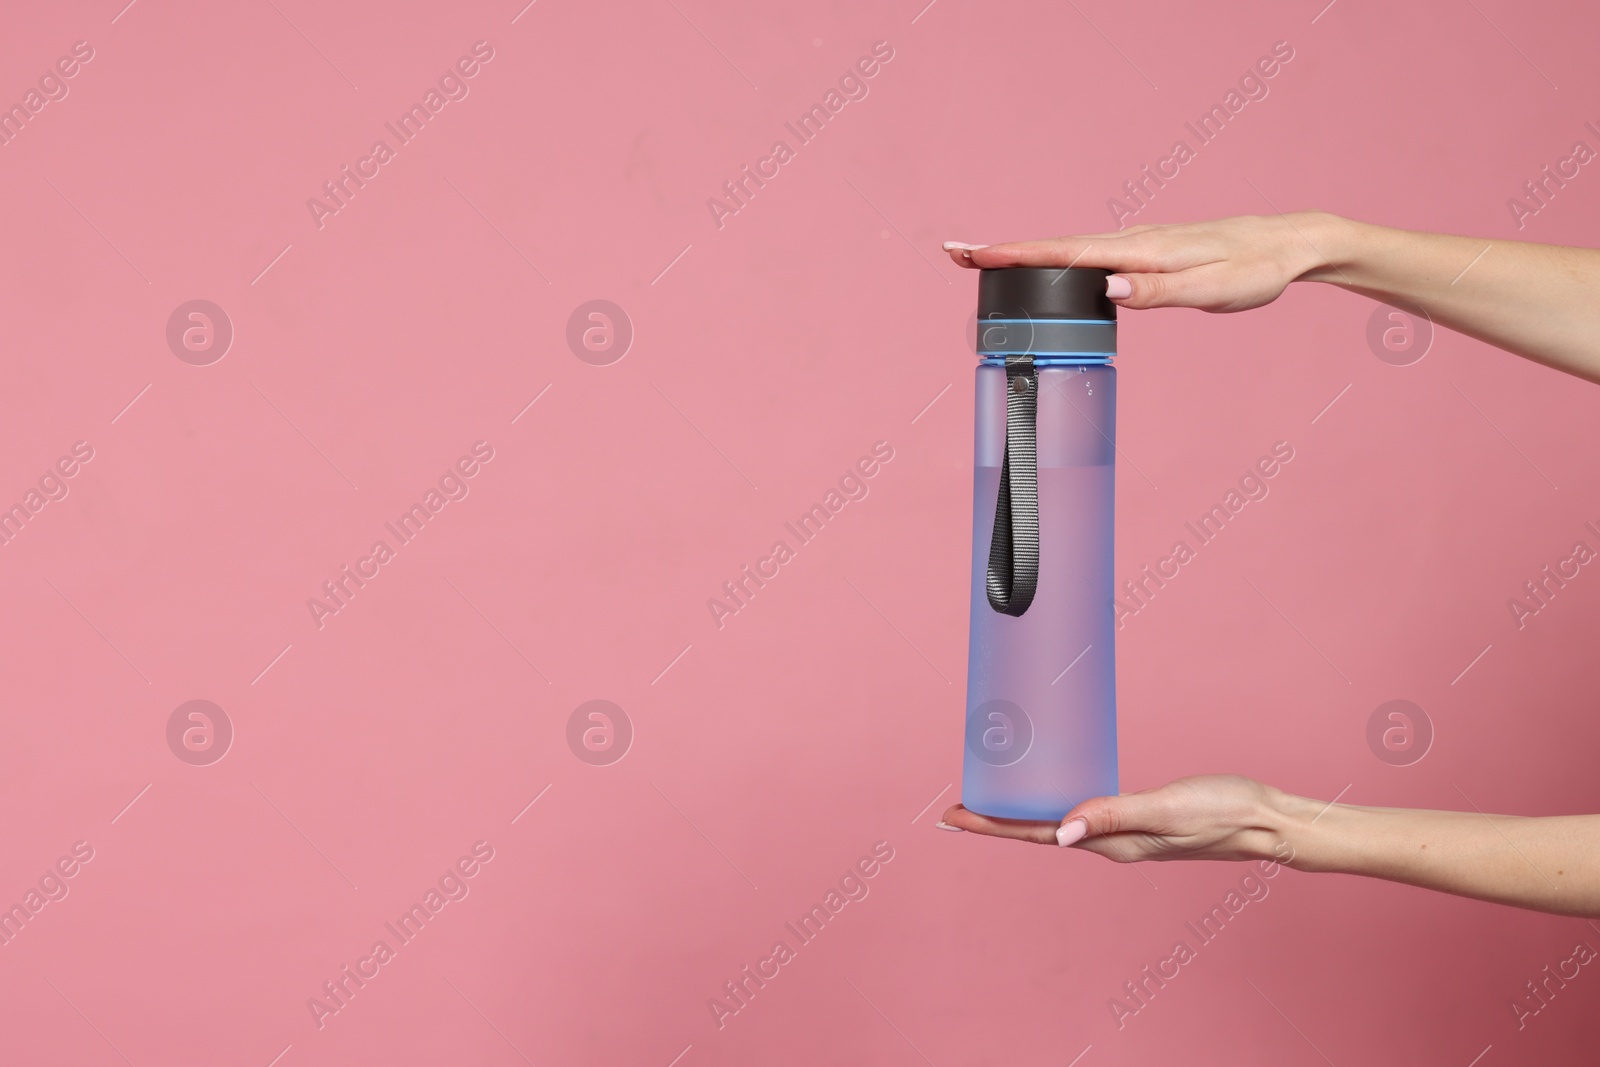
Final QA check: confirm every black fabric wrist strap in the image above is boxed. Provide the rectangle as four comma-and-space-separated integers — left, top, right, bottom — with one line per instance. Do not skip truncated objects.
986, 355, 1039, 616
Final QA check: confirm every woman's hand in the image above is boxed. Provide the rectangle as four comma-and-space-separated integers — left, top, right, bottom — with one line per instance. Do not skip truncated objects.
944, 214, 1338, 313
939, 773, 1600, 917
938, 774, 1292, 863
945, 212, 1600, 383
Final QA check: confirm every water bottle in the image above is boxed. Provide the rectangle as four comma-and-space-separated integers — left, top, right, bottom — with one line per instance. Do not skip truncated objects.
961, 267, 1118, 821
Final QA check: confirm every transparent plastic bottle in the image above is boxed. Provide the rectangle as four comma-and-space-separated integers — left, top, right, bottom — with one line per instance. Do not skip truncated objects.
961, 267, 1118, 821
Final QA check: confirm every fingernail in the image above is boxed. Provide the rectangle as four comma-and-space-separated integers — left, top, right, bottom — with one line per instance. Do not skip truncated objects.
942, 241, 988, 251
1056, 819, 1088, 847
1106, 275, 1133, 299
934, 821, 965, 833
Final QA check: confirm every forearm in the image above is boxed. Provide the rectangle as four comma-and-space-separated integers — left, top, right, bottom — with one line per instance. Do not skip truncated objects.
1263, 790, 1600, 917
1298, 212, 1600, 384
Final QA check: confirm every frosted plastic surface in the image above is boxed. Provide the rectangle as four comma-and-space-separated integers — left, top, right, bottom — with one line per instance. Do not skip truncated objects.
962, 365, 1118, 820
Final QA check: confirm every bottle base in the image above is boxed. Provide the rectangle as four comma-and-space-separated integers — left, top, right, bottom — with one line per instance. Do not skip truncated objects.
960, 795, 1072, 823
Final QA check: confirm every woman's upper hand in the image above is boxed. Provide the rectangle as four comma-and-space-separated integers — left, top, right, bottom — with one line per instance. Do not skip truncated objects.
946, 212, 1600, 386
937, 774, 1294, 864
943, 213, 1341, 314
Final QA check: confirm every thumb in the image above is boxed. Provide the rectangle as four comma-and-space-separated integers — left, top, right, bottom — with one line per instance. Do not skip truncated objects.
1055, 790, 1170, 847
1110, 262, 1246, 312
1106, 271, 1192, 310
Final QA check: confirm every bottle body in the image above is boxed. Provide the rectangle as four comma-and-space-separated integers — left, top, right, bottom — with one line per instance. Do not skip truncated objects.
962, 362, 1118, 820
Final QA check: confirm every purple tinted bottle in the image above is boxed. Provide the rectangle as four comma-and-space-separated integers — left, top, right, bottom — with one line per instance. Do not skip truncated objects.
961, 267, 1118, 821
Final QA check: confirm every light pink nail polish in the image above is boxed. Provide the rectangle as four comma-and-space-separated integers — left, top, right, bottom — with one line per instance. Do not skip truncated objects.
942, 241, 989, 251
1056, 819, 1088, 847
1105, 275, 1133, 299
935, 821, 965, 832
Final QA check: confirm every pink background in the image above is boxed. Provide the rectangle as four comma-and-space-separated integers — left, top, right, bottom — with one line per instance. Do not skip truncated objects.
3, 0, 1600, 1063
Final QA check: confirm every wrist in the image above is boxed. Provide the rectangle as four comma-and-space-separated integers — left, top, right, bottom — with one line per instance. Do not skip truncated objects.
1291, 210, 1361, 283
1253, 786, 1331, 870
1259, 786, 1388, 876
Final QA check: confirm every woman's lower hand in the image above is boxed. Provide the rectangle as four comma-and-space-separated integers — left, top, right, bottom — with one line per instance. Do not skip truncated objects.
938, 774, 1296, 864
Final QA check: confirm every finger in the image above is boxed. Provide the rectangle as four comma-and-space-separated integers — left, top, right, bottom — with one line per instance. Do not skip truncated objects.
1070, 832, 1163, 863
938, 804, 1058, 845
1067, 223, 1162, 240
968, 236, 1119, 271
941, 241, 988, 269
969, 232, 1179, 278
1058, 789, 1176, 843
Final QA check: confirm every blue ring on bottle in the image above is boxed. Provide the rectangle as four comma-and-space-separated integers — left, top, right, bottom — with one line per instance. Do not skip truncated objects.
979, 355, 1113, 366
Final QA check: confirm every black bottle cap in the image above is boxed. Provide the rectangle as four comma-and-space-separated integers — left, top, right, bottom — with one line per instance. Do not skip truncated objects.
977, 266, 1116, 321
